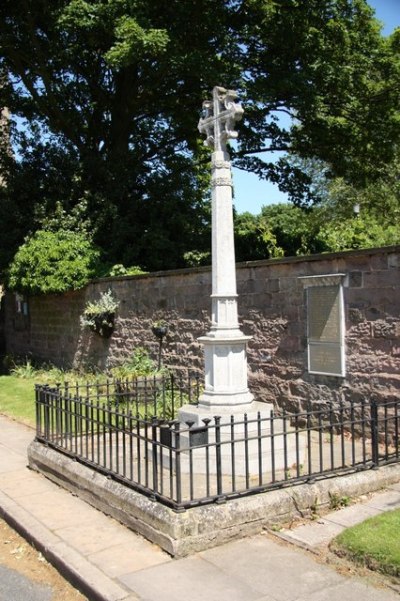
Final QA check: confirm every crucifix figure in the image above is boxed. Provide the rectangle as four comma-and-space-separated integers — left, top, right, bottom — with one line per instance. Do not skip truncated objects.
190, 86, 253, 410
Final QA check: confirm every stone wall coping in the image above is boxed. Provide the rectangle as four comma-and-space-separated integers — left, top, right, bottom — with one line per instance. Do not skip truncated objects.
93, 244, 400, 286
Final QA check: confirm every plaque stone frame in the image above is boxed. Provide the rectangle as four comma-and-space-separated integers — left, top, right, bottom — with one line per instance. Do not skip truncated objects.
299, 274, 347, 377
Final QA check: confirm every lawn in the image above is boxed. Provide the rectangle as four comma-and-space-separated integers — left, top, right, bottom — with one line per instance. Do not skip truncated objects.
331, 508, 400, 579
0, 376, 37, 426
0, 368, 183, 428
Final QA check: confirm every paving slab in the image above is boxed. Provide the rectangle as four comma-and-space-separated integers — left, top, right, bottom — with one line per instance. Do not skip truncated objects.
324, 503, 380, 527
278, 519, 344, 550
55, 521, 137, 556
0, 469, 56, 497
0, 415, 170, 601
16, 489, 99, 530
118, 555, 265, 601
295, 579, 400, 601
118, 532, 399, 601
200, 535, 344, 599
364, 489, 400, 511
88, 541, 169, 578
0, 449, 28, 473
46, 541, 133, 601
279, 487, 400, 551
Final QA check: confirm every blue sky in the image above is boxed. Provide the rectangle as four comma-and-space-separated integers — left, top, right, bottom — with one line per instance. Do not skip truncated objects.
232, 0, 400, 214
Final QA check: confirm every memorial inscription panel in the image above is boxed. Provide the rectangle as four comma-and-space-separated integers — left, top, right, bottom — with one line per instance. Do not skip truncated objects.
306, 283, 345, 376
308, 286, 340, 343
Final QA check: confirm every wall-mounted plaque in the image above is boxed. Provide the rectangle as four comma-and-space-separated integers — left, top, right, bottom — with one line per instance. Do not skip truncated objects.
299, 275, 345, 377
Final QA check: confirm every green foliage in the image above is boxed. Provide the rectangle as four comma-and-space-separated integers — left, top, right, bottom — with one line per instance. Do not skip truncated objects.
183, 251, 211, 268
9, 358, 37, 379
82, 290, 119, 318
80, 289, 119, 336
1, 0, 399, 274
316, 215, 400, 252
7, 229, 100, 295
0, 375, 38, 425
260, 204, 321, 256
234, 166, 400, 260
234, 211, 285, 262
329, 492, 351, 510
108, 264, 147, 277
234, 204, 321, 261
104, 15, 169, 67
109, 347, 159, 380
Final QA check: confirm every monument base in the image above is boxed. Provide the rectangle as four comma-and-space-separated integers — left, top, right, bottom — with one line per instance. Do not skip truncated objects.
198, 332, 254, 407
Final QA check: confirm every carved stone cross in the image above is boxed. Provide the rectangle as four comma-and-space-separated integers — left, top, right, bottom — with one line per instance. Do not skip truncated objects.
198, 86, 244, 154
181, 85, 254, 411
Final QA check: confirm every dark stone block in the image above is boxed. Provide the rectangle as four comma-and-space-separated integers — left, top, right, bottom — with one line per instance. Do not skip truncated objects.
349, 271, 362, 288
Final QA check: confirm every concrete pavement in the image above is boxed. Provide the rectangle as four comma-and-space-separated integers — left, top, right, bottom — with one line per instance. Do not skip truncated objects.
0, 413, 399, 601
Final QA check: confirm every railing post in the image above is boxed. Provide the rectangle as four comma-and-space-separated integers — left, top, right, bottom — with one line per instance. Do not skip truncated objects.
370, 400, 379, 467
174, 421, 182, 505
214, 416, 222, 496
35, 384, 41, 438
151, 416, 158, 497
43, 386, 50, 442
170, 372, 175, 419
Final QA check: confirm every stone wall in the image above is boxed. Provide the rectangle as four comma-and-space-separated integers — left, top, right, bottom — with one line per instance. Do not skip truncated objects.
4, 246, 400, 409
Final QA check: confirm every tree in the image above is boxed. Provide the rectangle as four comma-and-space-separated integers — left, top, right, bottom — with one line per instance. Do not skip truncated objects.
315, 214, 400, 252
234, 203, 323, 260
234, 211, 284, 262
236, 0, 400, 200
0, 0, 398, 279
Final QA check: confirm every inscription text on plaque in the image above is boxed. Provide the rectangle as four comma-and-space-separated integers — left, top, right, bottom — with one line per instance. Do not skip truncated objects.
300, 276, 346, 377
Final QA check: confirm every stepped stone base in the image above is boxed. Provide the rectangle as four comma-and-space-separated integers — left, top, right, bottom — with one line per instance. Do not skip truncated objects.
27, 440, 400, 558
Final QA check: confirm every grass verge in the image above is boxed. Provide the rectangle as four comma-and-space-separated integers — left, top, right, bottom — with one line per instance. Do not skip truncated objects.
331, 508, 400, 579
0, 376, 37, 426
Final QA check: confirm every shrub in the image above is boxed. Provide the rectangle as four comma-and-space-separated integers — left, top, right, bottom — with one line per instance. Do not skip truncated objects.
108, 264, 147, 277
8, 229, 100, 295
109, 347, 159, 379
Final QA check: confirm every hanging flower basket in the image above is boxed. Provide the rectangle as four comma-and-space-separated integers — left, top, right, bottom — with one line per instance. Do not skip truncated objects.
151, 321, 168, 339
90, 311, 115, 338
80, 290, 119, 338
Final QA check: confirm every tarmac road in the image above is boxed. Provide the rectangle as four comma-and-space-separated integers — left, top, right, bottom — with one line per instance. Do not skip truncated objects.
0, 563, 52, 601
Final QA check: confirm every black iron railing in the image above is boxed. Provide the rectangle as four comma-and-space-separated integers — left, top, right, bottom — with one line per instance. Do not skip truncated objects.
34, 378, 400, 511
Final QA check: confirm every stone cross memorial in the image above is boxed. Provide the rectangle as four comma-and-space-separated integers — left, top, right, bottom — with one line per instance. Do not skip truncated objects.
180, 86, 268, 426
178, 86, 304, 475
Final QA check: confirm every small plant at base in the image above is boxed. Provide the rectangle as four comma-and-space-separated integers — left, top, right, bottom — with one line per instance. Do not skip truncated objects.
309, 496, 319, 519
329, 492, 350, 510
10, 358, 38, 379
